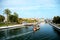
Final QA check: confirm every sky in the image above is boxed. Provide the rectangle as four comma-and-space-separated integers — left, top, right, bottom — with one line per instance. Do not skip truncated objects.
0, 0, 60, 19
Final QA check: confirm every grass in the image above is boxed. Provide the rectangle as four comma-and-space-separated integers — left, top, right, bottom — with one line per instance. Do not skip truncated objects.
0, 23, 7, 27
0, 23, 18, 27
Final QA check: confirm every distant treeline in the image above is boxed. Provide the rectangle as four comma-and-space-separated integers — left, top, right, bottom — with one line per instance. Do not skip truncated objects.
0, 9, 37, 24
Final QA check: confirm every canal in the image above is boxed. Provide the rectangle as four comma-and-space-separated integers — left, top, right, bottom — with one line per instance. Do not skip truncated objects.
0, 23, 60, 40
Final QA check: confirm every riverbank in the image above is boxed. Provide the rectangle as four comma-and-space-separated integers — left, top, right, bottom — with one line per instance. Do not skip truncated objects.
49, 23, 60, 32
0, 24, 25, 31
0, 23, 38, 31
0, 23, 19, 27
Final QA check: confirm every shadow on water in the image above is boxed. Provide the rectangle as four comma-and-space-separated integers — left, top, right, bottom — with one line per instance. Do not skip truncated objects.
0, 31, 5, 39
9, 28, 22, 36
8, 29, 39, 40
7, 25, 39, 40
52, 27, 60, 36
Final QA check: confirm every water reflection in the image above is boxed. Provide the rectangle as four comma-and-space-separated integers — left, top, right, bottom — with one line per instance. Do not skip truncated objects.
0, 24, 60, 40
52, 27, 60, 36
0, 31, 5, 39
9, 28, 21, 36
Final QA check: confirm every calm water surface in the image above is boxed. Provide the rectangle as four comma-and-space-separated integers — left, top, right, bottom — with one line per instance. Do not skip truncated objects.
0, 23, 60, 40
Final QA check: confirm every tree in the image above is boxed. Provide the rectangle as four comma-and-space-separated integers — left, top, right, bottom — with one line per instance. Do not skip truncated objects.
53, 16, 60, 24
14, 12, 18, 23
18, 18, 23, 24
9, 15, 18, 23
14, 12, 18, 18
4, 9, 11, 22
0, 15, 5, 22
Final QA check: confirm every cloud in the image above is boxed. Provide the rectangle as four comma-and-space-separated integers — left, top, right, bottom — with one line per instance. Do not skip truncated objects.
0, 0, 59, 18
1, 0, 56, 8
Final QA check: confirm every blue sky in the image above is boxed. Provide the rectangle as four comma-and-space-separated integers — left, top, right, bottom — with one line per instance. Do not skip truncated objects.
0, 0, 60, 18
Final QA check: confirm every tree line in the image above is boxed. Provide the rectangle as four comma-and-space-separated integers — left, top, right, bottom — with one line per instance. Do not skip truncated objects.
0, 9, 19, 24
0, 9, 38, 24
52, 16, 60, 24
18, 18, 37, 24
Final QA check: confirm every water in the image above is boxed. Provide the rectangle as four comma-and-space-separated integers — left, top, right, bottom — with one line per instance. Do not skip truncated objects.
0, 23, 60, 40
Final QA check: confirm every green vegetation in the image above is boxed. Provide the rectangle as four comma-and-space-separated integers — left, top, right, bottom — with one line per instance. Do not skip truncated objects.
0, 15, 5, 22
0, 23, 6, 26
0, 9, 37, 27
14, 12, 18, 18
18, 18, 23, 24
3, 9, 19, 24
52, 16, 60, 24
4, 9, 11, 22
0, 23, 18, 27
0, 9, 19, 26
9, 15, 18, 23
9, 12, 18, 23
24, 19, 37, 23
18, 18, 37, 24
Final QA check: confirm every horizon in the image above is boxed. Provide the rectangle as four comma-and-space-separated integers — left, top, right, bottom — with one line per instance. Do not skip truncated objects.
0, 0, 60, 19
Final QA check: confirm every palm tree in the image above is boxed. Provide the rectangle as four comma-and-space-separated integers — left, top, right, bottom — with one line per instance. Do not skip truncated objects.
4, 9, 11, 22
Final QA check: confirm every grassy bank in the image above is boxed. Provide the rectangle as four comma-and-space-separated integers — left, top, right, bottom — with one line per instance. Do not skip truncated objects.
0, 23, 18, 27
0, 23, 6, 26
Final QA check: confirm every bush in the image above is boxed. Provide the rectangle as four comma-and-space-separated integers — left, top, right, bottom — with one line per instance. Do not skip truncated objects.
52, 16, 60, 24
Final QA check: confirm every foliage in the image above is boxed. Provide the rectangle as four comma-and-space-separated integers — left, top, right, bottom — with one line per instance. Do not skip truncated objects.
18, 18, 37, 23
24, 19, 37, 23
4, 9, 11, 22
14, 12, 18, 18
9, 15, 18, 23
18, 18, 23, 24
0, 15, 5, 22
4, 9, 19, 23
52, 16, 60, 24
4, 9, 11, 15
3, 9, 37, 24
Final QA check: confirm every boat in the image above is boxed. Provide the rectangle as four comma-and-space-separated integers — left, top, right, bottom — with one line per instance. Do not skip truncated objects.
36, 25, 40, 30
33, 25, 40, 31
33, 27, 37, 31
